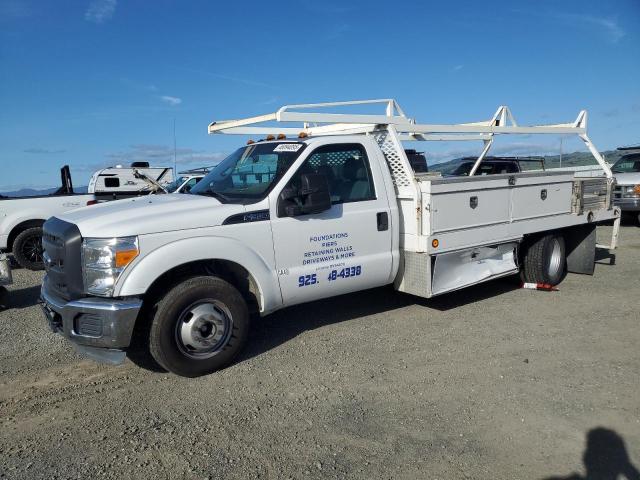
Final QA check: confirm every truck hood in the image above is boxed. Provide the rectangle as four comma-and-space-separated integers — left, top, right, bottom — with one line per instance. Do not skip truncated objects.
57, 194, 246, 238
613, 172, 640, 185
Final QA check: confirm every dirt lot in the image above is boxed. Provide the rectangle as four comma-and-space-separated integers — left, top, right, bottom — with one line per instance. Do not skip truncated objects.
1, 224, 639, 479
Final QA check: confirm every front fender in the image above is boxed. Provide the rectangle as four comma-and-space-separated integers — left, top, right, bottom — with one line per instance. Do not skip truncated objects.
115, 236, 282, 314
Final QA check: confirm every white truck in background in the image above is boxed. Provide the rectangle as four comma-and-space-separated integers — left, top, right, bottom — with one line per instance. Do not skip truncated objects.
0, 166, 95, 270
40, 100, 620, 377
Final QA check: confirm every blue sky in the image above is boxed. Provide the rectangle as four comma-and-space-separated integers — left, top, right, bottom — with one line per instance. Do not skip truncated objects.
1, 0, 639, 191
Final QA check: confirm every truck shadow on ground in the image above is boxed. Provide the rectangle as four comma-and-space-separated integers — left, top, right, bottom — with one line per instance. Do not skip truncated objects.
239, 277, 520, 364
543, 427, 639, 480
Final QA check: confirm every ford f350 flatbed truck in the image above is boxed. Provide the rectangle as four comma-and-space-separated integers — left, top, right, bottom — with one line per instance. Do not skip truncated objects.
39, 100, 621, 377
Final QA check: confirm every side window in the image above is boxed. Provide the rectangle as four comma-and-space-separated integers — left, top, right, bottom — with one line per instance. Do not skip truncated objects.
104, 177, 120, 188
186, 177, 200, 188
286, 144, 376, 204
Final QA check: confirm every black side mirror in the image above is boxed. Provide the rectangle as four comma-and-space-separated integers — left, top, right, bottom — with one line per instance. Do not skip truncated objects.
278, 173, 332, 217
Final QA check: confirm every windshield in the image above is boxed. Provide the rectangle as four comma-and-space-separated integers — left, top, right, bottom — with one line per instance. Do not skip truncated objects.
166, 176, 188, 193
190, 142, 307, 203
612, 154, 640, 173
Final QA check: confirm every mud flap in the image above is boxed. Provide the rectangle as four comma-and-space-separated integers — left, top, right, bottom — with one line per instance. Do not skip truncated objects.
565, 224, 596, 275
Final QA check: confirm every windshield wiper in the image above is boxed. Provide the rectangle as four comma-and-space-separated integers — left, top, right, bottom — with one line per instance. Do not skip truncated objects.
196, 190, 231, 203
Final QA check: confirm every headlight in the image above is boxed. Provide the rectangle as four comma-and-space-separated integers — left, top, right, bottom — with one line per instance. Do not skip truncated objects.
82, 237, 139, 296
622, 185, 640, 198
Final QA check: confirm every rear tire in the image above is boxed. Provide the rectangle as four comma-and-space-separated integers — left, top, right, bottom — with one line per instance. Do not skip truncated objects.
13, 227, 44, 270
520, 233, 566, 286
149, 276, 249, 377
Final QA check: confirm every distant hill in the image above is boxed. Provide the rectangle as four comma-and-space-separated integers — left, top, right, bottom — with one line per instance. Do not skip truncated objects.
0, 185, 89, 198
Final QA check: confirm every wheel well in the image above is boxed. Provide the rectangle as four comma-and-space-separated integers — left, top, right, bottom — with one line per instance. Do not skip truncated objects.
140, 259, 262, 317
7, 220, 45, 252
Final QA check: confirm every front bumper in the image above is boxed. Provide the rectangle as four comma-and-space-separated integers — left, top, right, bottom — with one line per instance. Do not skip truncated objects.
613, 197, 640, 212
40, 277, 142, 364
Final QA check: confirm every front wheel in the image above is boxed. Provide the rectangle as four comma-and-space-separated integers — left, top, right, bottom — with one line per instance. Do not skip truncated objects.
13, 227, 44, 270
149, 276, 249, 377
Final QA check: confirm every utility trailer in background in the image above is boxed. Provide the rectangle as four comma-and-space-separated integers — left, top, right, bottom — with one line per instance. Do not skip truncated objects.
88, 163, 174, 201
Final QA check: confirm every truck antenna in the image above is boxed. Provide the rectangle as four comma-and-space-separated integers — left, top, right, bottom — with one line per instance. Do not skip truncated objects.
173, 117, 177, 176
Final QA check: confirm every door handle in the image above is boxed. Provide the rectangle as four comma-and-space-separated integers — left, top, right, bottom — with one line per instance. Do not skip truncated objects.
377, 212, 389, 231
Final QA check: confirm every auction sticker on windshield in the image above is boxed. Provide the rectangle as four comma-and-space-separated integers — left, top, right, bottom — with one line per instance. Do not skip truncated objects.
273, 144, 303, 152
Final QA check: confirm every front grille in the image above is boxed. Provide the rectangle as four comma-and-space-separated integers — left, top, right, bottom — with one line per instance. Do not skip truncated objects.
613, 186, 623, 199
42, 217, 84, 300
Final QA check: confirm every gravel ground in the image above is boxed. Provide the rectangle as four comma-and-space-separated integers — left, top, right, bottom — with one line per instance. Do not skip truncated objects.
1, 224, 639, 479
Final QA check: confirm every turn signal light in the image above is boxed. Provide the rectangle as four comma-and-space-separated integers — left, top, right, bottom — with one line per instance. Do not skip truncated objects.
115, 248, 139, 268
634, 184, 640, 195
432, 239, 439, 248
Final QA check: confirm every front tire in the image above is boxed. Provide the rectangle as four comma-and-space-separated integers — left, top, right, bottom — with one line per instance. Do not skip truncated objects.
520, 233, 566, 286
149, 276, 249, 377
13, 227, 44, 270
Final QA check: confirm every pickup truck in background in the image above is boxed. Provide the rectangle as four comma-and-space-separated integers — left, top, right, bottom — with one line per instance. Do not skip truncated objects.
611, 151, 640, 225
0, 166, 95, 270
39, 100, 619, 377
438, 156, 545, 176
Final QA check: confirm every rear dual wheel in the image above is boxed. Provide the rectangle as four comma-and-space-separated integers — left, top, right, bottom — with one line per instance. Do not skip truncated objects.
149, 276, 249, 377
520, 233, 566, 286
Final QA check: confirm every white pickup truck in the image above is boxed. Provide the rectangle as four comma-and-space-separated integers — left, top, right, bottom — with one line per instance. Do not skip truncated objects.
1, 166, 95, 270
39, 100, 620, 377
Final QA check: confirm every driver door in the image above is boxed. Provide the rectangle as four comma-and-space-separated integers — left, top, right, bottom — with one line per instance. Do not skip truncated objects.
270, 142, 393, 306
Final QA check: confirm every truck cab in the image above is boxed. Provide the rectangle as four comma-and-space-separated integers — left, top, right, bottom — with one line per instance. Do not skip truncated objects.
40, 136, 398, 375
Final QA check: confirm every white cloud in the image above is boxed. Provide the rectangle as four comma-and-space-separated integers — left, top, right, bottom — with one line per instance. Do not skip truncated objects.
85, 0, 116, 24
453, 65, 464, 71
160, 95, 182, 106
552, 12, 625, 43
105, 144, 226, 169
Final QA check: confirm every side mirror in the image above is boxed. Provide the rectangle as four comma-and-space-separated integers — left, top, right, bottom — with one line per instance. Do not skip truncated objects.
278, 173, 332, 217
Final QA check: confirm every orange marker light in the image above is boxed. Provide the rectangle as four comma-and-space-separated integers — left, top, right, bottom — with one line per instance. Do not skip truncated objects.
432, 239, 439, 248
247, 139, 255, 145
266, 134, 275, 141
277, 133, 286, 140
115, 249, 139, 268
298, 132, 308, 138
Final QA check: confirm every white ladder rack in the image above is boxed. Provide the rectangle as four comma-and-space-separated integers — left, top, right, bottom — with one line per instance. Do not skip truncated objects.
208, 99, 612, 179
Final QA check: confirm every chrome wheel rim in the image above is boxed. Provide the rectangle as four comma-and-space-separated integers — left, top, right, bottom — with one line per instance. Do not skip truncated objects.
23, 235, 44, 264
548, 238, 562, 279
175, 300, 233, 359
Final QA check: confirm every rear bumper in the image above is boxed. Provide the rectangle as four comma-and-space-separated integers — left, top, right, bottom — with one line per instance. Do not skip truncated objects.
614, 197, 640, 212
40, 277, 141, 364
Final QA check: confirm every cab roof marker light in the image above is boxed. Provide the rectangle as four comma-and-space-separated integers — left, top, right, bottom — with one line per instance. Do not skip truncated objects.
277, 133, 286, 140
298, 132, 308, 138
265, 134, 275, 141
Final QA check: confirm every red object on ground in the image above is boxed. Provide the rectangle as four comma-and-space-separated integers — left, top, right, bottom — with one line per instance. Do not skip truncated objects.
521, 282, 559, 291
